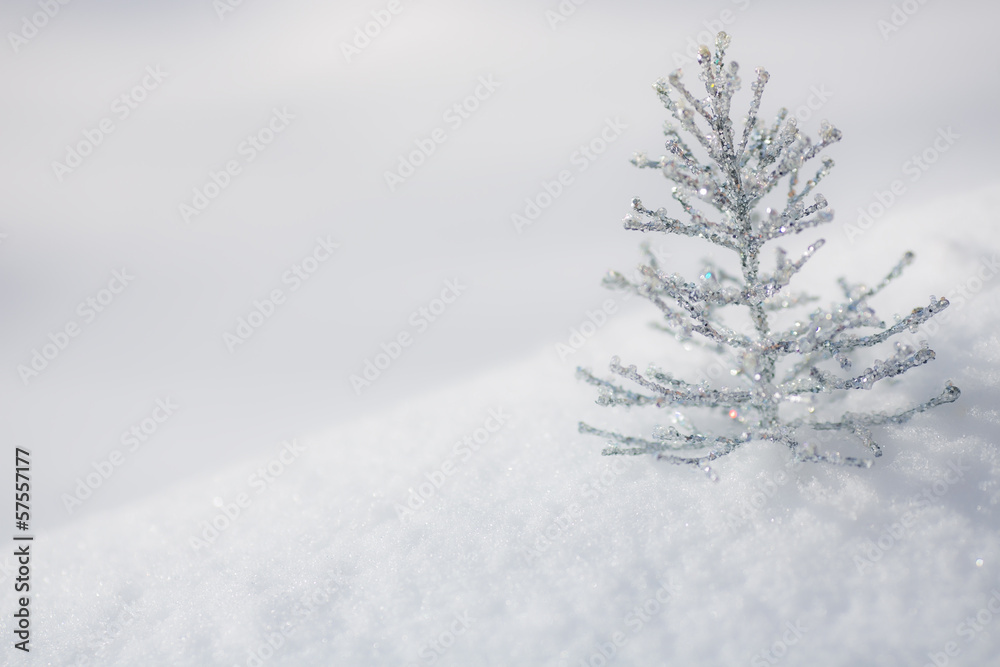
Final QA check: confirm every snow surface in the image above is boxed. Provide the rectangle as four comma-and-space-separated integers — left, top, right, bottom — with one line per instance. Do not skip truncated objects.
10, 181, 1000, 664
3, 1, 1000, 665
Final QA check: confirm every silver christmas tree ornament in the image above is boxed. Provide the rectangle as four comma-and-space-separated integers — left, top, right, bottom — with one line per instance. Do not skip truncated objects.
578, 32, 959, 479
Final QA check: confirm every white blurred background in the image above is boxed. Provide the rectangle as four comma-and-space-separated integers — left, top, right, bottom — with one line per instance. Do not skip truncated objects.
1, 0, 997, 533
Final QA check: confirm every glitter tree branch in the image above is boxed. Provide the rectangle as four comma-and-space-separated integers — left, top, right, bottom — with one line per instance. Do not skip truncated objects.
577, 32, 960, 478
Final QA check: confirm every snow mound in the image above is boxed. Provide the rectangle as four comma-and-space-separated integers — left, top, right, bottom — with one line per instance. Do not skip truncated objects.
12, 279, 1000, 666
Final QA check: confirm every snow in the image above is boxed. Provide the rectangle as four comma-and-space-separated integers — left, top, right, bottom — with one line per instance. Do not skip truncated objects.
11, 235, 1000, 664
2, 1, 1000, 665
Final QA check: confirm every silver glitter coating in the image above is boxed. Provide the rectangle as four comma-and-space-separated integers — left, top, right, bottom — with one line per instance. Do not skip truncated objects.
577, 33, 959, 478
